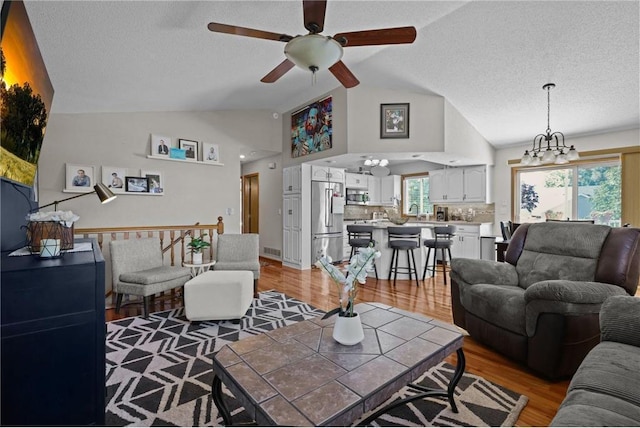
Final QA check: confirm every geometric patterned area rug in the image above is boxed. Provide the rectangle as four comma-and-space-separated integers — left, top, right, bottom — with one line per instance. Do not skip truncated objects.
105, 291, 528, 427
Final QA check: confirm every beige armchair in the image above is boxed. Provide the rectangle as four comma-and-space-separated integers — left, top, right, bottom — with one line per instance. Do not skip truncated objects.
110, 237, 192, 317
213, 234, 260, 296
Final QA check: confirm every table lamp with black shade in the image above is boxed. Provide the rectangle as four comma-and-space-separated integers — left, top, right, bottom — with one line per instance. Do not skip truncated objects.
26, 183, 117, 254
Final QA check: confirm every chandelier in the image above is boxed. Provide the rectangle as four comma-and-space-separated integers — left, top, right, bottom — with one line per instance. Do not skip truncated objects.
363, 158, 389, 167
521, 83, 579, 166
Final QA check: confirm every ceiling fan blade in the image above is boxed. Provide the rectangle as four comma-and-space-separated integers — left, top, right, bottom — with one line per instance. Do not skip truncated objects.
261, 59, 295, 83
333, 26, 417, 47
329, 61, 360, 88
208, 22, 292, 42
303, 0, 327, 34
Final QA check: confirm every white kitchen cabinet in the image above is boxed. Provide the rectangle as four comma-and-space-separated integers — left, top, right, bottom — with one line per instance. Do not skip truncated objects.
429, 168, 463, 202
449, 223, 493, 260
345, 173, 368, 189
311, 165, 345, 183
368, 176, 381, 205
429, 166, 488, 203
380, 175, 401, 206
462, 165, 487, 202
283, 165, 302, 194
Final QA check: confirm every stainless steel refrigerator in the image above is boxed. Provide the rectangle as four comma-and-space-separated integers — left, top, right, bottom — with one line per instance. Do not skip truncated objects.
312, 180, 345, 264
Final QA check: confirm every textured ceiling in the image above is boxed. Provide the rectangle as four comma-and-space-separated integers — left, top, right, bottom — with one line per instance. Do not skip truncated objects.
23, 0, 640, 153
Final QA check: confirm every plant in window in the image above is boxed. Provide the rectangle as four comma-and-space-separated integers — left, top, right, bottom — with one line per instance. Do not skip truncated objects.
521, 183, 539, 213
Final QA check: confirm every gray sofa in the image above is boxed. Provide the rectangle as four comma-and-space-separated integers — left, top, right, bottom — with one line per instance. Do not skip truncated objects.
551, 295, 640, 426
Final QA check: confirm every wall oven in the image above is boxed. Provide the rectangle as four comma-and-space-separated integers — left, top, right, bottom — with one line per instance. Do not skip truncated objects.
346, 189, 369, 205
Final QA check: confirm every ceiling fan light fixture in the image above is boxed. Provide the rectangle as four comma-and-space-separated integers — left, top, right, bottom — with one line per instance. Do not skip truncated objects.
284, 34, 343, 72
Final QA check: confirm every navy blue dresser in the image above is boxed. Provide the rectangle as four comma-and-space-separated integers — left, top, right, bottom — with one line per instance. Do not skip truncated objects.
1, 238, 105, 425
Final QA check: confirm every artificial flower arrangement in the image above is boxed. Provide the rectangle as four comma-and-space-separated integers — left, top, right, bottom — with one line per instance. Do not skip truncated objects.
27, 210, 79, 226
315, 244, 381, 318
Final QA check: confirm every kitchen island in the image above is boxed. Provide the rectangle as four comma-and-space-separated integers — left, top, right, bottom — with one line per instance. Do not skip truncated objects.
366, 221, 493, 280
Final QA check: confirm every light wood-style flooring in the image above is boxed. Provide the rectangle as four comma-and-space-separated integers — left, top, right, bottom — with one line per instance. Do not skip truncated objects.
106, 259, 571, 426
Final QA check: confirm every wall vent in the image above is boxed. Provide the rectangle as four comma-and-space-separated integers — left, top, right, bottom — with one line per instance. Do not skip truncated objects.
263, 247, 281, 257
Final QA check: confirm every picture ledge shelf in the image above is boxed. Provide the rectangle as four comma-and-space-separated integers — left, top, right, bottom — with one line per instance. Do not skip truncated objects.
63, 189, 163, 196
147, 155, 224, 166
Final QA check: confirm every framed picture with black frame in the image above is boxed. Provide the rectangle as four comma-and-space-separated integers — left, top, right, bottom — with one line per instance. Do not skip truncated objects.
380, 103, 410, 139
179, 139, 198, 161
125, 176, 149, 193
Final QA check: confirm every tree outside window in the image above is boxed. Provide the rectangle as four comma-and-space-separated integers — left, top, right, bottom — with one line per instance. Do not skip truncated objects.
402, 174, 433, 215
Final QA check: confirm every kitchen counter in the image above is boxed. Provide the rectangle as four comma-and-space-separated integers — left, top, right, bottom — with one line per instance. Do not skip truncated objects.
371, 220, 491, 228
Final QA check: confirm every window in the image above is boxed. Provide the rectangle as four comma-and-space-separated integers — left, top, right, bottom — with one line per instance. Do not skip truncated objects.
516, 160, 621, 226
402, 173, 433, 216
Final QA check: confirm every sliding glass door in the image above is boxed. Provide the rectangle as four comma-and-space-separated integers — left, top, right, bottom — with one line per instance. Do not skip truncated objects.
516, 161, 621, 226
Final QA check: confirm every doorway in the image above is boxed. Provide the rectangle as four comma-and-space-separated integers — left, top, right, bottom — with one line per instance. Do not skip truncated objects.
242, 173, 259, 233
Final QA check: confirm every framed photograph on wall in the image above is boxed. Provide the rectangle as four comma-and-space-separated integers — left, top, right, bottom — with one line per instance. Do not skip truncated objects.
179, 139, 198, 160
151, 134, 172, 157
380, 103, 410, 139
101, 166, 127, 194
140, 169, 164, 194
65, 164, 95, 192
202, 142, 220, 163
125, 176, 149, 193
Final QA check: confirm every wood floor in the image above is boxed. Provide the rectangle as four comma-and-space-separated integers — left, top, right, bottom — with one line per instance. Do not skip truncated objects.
106, 259, 570, 426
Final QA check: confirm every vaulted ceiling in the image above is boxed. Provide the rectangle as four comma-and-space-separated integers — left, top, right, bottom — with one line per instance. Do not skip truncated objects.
24, 1, 639, 151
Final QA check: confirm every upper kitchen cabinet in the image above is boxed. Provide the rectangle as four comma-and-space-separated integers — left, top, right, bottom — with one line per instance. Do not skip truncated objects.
462, 165, 488, 202
311, 165, 345, 183
283, 165, 302, 194
429, 166, 490, 203
380, 175, 401, 206
345, 173, 368, 189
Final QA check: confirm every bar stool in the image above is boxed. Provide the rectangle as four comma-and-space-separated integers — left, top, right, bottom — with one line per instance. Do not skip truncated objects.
346, 224, 378, 279
422, 225, 456, 284
387, 226, 421, 287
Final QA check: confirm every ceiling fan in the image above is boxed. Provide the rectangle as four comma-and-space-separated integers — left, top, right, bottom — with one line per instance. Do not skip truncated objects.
207, 0, 417, 88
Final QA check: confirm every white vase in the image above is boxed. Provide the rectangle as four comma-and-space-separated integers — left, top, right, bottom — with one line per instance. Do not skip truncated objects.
332, 313, 364, 346
192, 252, 203, 264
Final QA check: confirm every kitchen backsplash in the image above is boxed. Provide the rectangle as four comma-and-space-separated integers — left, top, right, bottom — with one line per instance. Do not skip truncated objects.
345, 203, 495, 223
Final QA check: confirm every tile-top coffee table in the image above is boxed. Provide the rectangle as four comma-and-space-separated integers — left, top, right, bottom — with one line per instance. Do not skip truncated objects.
212, 302, 465, 426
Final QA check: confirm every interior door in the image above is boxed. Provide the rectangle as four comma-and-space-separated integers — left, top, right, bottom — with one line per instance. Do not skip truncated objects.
242, 173, 259, 234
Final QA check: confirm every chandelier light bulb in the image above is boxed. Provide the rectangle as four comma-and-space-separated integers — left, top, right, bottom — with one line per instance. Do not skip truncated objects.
555, 152, 568, 164
566, 145, 580, 161
541, 148, 556, 164
379, 159, 389, 167
530, 153, 542, 166
521, 150, 532, 165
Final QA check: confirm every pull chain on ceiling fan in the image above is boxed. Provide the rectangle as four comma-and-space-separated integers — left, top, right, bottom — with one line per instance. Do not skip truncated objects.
207, 0, 417, 88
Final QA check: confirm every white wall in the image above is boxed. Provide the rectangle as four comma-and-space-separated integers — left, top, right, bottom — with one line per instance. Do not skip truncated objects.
38, 110, 281, 232
347, 86, 445, 153
241, 154, 283, 259
444, 100, 495, 165
493, 128, 640, 234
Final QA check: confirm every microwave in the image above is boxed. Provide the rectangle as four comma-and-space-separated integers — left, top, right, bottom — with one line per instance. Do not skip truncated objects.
346, 189, 369, 205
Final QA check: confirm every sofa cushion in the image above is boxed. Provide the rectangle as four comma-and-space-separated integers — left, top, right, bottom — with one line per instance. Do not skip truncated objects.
515, 223, 610, 288
567, 341, 640, 407
550, 389, 640, 426
120, 266, 192, 285
460, 283, 526, 335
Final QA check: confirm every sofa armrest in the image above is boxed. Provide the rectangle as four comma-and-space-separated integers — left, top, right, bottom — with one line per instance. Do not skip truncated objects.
450, 258, 518, 286
600, 295, 640, 347
523, 280, 627, 337
524, 280, 626, 305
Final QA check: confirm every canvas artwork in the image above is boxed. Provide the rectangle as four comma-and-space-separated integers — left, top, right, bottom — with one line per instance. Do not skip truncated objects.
140, 169, 164, 194
0, 1, 55, 187
65, 164, 95, 192
202, 142, 220, 163
101, 166, 127, 194
151, 135, 171, 157
291, 96, 332, 158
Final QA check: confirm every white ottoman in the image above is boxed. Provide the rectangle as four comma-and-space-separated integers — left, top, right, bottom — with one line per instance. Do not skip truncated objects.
184, 270, 254, 321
